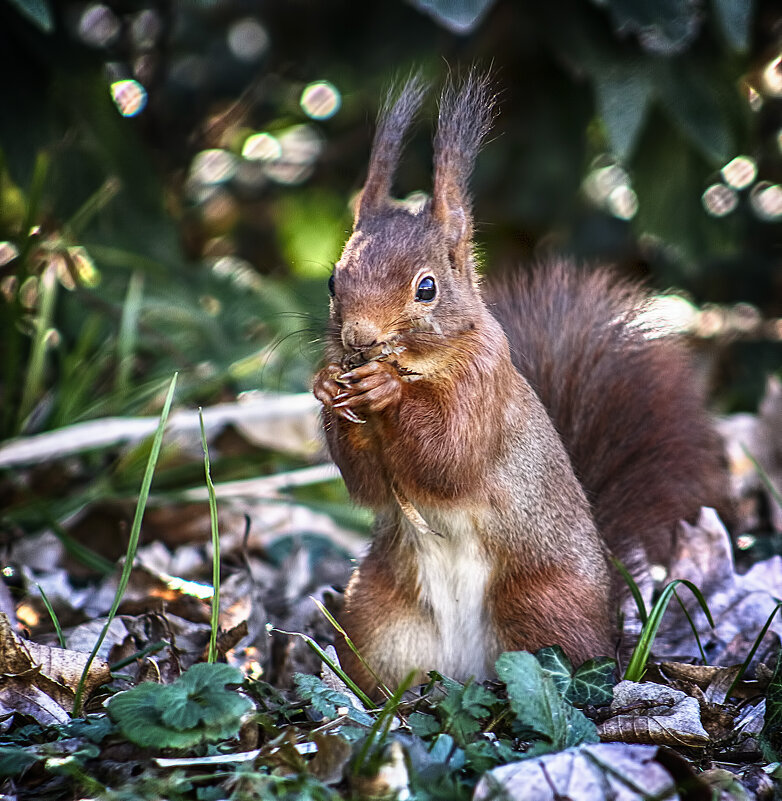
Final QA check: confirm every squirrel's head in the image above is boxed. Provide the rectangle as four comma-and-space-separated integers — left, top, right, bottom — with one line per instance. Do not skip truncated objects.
328, 72, 496, 361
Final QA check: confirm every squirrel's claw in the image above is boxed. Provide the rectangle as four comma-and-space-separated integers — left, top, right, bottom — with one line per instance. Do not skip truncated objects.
315, 358, 401, 422
334, 377, 402, 415
313, 380, 339, 406
334, 406, 366, 424
338, 359, 386, 382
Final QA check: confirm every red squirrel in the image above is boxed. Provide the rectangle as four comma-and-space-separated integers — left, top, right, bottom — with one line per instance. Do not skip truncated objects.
313, 73, 729, 695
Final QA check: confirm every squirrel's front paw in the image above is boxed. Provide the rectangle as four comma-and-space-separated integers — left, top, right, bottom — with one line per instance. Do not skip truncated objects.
314, 363, 366, 425
332, 359, 403, 419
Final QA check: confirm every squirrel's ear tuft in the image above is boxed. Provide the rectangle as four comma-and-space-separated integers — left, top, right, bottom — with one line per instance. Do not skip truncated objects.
432, 70, 495, 271
355, 73, 428, 227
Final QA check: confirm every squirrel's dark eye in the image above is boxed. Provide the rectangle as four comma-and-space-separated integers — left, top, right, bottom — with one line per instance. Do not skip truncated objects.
328, 274, 335, 297
415, 275, 437, 302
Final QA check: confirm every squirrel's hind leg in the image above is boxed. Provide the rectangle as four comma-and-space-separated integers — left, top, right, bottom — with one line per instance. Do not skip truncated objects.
336, 549, 436, 697
490, 563, 615, 665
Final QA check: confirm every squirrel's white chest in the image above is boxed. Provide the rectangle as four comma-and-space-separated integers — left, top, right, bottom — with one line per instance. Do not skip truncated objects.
404, 507, 496, 682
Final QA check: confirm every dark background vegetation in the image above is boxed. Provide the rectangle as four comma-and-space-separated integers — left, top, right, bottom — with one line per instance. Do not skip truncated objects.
1, 0, 781, 439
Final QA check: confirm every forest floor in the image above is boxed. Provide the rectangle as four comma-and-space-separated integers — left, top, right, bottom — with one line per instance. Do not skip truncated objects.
1, 380, 782, 800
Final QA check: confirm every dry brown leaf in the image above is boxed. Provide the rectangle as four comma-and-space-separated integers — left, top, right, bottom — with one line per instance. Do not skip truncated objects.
0, 612, 111, 715
656, 508, 782, 665
659, 661, 727, 688
229, 391, 322, 457
474, 743, 677, 801
597, 680, 710, 747
141, 503, 247, 550
218, 571, 269, 657
16, 563, 85, 632
0, 678, 70, 725
651, 662, 759, 705
198, 620, 248, 662
703, 665, 742, 705
98, 565, 212, 623
734, 700, 765, 740
62, 617, 129, 662
11, 531, 64, 573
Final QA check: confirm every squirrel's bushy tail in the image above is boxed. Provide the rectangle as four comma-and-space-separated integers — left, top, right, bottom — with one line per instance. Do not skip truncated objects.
488, 261, 731, 568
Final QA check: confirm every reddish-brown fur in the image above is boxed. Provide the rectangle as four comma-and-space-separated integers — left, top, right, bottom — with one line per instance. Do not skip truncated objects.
487, 264, 731, 568
335, 548, 420, 691
313, 72, 730, 695
490, 562, 614, 665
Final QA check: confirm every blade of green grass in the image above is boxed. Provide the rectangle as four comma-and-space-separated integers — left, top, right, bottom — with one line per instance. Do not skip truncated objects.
674, 589, 707, 663
73, 372, 177, 716
624, 578, 713, 682
199, 408, 220, 664
17, 263, 58, 432
269, 623, 377, 711
311, 596, 393, 701
726, 601, 782, 700
49, 314, 107, 429
611, 557, 648, 625
353, 670, 416, 776
109, 640, 168, 671
37, 584, 66, 648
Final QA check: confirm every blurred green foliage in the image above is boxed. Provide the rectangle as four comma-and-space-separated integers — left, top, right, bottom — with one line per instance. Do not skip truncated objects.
0, 0, 780, 443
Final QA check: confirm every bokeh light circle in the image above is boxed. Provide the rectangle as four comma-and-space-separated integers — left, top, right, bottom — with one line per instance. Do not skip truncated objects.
720, 156, 757, 190
750, 182, 782, 221
227, 18, 269, 62
300, 81, 341, 120
242, 133, 282, 161
111, 79, 148, 117
702, 183, 738, 217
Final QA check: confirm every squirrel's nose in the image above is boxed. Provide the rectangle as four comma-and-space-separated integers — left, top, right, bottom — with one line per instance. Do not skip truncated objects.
342, 318, 383, 351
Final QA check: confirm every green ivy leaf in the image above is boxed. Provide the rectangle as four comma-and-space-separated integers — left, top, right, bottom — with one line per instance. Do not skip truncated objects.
7, 0, 54, 32
534, 646, 573, 698
496, 651, 598, 752
534, 647, 616, 708
568, 658, 617, 706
